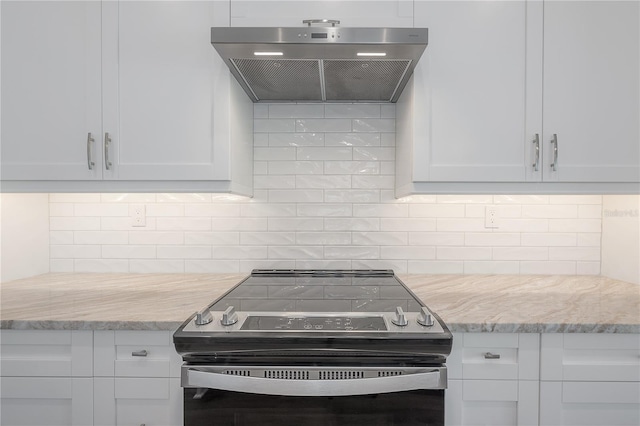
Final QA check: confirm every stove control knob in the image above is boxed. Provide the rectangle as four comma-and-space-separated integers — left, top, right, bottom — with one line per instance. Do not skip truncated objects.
221, 306, 239, 326
391, 306, 408, 327
195, 308, 213, 326
417, 307, 435, 327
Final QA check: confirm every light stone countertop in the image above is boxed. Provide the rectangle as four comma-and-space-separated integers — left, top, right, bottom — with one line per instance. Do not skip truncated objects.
1, 273, 638, 333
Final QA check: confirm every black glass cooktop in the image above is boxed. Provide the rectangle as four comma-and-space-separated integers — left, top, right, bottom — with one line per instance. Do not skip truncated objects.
209, 269, 424, 314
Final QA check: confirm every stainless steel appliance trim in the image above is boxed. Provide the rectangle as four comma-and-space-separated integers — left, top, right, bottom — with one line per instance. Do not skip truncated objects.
184, 366, 447, 396
303, 19, 340, 27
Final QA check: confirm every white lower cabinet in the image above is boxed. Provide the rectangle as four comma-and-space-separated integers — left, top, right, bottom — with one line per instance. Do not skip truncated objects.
445, 332, 540, 426
93, 330, 183, 426
0, 330, 94, 426
539, 334, 640, 426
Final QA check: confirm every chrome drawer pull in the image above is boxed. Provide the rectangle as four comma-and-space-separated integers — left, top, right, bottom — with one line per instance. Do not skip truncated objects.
532, 133, 540, 171
484, 352, 501, 360
132, 349, 148, 357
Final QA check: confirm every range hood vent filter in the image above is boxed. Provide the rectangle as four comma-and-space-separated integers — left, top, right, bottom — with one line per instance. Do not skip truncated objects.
231, 59, 323, 101
323, 60, 411, 102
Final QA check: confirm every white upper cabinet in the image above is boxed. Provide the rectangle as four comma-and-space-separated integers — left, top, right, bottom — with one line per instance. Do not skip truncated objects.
1, 1, 103, 181
397, 0, 640, 195
230, 0, 414, 27
1, 0, 253, 195
541, 0, 639, 183
398, 0, 528, 188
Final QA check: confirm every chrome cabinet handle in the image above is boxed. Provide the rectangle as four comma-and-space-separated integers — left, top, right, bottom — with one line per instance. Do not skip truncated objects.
87, 133, 96, 170
104, 132, 113, 170
532, 134, 540, 172
303, 19, 340, 27
132, 350, 148, 357
484, 352, 501, 360
550, 134, 558, 171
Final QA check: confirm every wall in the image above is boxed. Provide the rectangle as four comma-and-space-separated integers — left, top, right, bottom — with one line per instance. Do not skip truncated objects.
46, 104, 603, 275
0, 193, 50, 282
601, 195, 640, 284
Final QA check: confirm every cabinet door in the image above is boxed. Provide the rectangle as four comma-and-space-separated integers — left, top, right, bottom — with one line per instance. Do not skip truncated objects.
542, 0, 640, 183
540, 381, 640, 426
406, 1, 528, 182
94, 377, 182, 426
0, 1, 103, 181
230, 0, 414, 27
102, 0, 233, 181
1, 377, 93, 426
446, 379, 539, 426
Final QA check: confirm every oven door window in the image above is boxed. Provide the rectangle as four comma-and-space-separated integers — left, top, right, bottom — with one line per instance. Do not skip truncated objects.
184, 388, 444, 426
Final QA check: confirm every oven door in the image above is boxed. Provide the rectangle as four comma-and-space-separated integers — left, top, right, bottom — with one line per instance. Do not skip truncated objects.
182, 365, 446, 426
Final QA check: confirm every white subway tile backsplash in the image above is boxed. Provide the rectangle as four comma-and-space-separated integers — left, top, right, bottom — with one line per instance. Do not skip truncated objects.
352, 232, 408, 246
46, 104, 605, 276
255, 147, 297, 161
324, 161, 380, 175
269, 104, 324, 118
269, 132, 324, 147
74, 231, 128, 245
50, 231, 74, 245
130, 260, 184, 273
75, 259, 130, 273
437, 247, 492, 260
352, 147, 394, 161
255, 118, 296, 133
297, 203, 352, 217
184, 232, 239, 246
464, 261, 520, 274
186, 260, 240, 273
493, 247, 548, 261
325, 133, 382, 148
268, 161, 324, 175
49, 203, 74, 217
50, 245, 101, 259
325, 190, 380, 203
102, 245, 156, 259
520, 261, 576, 275
76, 203, 128, 217
297, 147, 352, 161
296, 232, 351, 245
157, 246, 211, 259
296, 175, 352, 189
325, 104, 381, 118
296, 119, 352, 133
352, 118, 395, 133
130, 231, 184, 245
325, 246, 380, 260
50, 217, 101, 231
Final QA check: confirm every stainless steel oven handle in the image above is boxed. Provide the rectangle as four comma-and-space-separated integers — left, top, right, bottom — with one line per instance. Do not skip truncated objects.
186, 368, 445, 397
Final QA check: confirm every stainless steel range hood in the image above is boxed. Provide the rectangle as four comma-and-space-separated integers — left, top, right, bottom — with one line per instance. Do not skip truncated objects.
211, 23, 428, 103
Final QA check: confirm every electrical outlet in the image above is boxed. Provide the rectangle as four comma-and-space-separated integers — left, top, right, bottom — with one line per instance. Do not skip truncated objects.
131, 204, 146, 227
485, 206, 498, 229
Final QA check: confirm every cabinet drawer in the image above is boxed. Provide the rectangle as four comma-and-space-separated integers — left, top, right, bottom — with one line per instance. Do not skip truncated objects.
0, 330, 92, 377
448, 333, 539, 380
541, 334, 640, 381
94, 330, 181, 378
